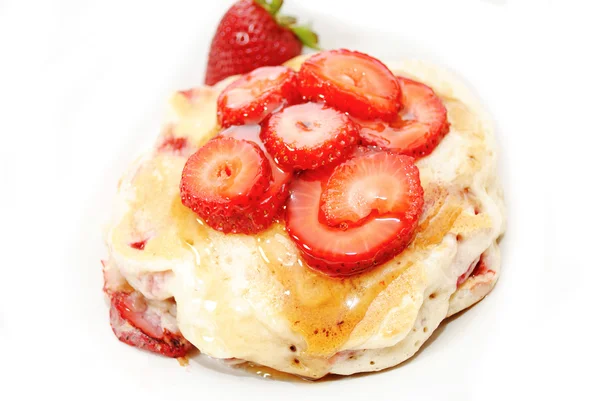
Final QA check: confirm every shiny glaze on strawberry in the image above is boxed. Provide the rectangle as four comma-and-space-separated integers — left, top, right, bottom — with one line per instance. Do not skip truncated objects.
354, 77, 450, 158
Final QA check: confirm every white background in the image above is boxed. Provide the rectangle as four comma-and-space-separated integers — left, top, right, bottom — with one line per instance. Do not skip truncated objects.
1, 0, 599, 400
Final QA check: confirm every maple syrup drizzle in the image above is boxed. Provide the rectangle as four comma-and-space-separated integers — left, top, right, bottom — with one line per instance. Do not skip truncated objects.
232, 361, 307, 382
253, 185, 453, 359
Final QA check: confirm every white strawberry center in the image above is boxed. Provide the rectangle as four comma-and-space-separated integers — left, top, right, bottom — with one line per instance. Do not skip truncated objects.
322, 152, 415, 225
346, 174, 404, 221
275, 103, 344, 148
322, 55, 395, 101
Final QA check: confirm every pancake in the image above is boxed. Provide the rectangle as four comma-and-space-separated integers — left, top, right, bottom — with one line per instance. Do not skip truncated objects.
103, 54, 506, 378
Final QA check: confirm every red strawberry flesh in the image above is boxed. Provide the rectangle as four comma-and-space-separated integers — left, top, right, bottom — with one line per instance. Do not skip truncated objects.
457, 256, 480, 287
355, 77, 450, 158
260, 102, 359, 170
217, 66, 299, 128
112, 291, 164, 339
298, 50, 401, 121
158, 136, 188, 153
321, 151, 423, 227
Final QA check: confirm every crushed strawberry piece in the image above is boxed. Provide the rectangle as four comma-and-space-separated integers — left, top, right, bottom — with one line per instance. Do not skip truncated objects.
129, 240, 147, 250
158, 136, 188, 153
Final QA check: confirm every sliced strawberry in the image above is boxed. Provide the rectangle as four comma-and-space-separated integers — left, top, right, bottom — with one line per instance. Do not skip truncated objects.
285, 155, 424, 276
298, 49, 401, 121
217, 66, 299, 128
260, 103, 359, 170
355, 77, 450, 158
180, 136, 272, 233
220, 125, 293, 231
112, 291, 163, 338
109, 291, 193, 358
321, 151, 423, 228
220, 125, 292, 191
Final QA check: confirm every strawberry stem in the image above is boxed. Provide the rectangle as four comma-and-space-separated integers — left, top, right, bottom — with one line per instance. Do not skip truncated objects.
254, 0, 283, 15
276, 14, 297, 26
291, 25, 320, 50
255, 0, 320, 50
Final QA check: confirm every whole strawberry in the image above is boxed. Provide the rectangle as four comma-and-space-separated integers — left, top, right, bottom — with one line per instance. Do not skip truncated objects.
205, 0, 318, 85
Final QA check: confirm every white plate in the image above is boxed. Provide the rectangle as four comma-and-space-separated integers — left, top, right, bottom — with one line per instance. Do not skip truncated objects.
1, 0, 598, 399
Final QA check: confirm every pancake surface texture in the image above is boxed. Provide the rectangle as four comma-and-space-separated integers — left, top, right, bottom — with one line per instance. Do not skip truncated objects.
104, 55, 506, 378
